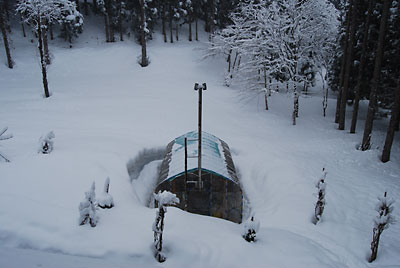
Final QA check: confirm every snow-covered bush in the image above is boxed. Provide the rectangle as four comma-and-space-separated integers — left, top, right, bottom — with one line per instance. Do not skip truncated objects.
369, 192, 395, 262
152, 190, 179, 263
242, 214, 260, 242
79, 182, 98, 227
38, 131, 55, 154
314, 168, 327, 224
0, 127, 13, 162
98, 177, 114, 209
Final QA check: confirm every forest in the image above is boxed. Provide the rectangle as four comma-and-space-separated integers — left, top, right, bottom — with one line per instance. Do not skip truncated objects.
1, 0, 399, 163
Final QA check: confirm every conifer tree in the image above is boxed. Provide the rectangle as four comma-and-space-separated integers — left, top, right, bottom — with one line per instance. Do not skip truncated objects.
38, 131, 55, 154
242, 213, 260, 242
79, 182, 98, 227
369, 192, 395, 262
153, 190, 179, 263
98, 177, 114, 209
314, 168, 327, 224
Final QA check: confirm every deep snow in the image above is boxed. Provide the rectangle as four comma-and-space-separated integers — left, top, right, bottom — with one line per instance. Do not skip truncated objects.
0, 17, 399, 268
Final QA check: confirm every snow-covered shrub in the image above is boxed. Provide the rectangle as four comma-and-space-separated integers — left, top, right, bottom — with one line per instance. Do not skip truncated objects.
314, 168, 327, 224
98, 177, 114, 209
369, 192, 395, 262
79, 182, 98, 227
0, 127, 13, 162
38, 131, 55, 154
152, 190, 179, 263
242, 214, 260, 242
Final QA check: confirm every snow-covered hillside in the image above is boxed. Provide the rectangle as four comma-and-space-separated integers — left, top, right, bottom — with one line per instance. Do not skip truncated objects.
1, 19, 399, 268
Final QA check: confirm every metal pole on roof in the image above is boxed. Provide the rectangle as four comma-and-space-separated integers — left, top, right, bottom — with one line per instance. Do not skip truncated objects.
194, 83, 206, 190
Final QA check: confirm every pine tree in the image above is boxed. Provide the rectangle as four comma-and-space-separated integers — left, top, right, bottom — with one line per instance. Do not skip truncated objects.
369, 192, 395, 262
314, 168, 327, 224
79, 182, 98, 227
242, 213, 260, 242
0, 127, 13, 162
153, 190, 179, 263
98, 177, 114, 209
38, 131, 55, 154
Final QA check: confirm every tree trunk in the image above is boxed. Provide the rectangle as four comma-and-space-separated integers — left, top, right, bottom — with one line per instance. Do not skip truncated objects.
75, 0, 80, 11
361, 0, 392, 151
107, 0, 115, 42
104, 14, 110, 42
195, 15, 198, 41
20, 16, 26, 38
0, 7, 13, 69
175, 21, 179, 41
395, 109, 400, 131
43, 26, 51, 65
50, 24, 54, 40
84, 0, 89, 16
209, 0, 214, 41
37, 19, 50, 98
140, 0, 148, 67
339, 0, 356, 130
162, 4, 167, 42
381, 83, 400, 162
335, 3, 352, 123
188, 14, 192, 41
351, 0, 373, 133
169, 8, 173, 44
93, 0, 97, 12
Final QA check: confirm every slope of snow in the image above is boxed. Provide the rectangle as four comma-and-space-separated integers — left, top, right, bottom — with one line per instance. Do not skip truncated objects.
1, 18, 399, 268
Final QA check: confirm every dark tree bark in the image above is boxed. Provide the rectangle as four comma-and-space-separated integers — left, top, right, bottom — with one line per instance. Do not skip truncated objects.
49, 23, 54, 40
104, 13, 110, 42
43, 25, 51, 65
361, 0, 393, 151
75, 0, 80, 11
395, 109, 400, 131
381, 83, 400, 162
84, 0, 89, 16
195, 15, 198, 41
37, 19, 50, 98
209, 0, 214, 41
20, 16, 26, 38
339, 0, 356, 130
335, 2, 352, 123
139, 0, 148, 67
350, 0, 374, 133
188, 13, 192, 41
106, 0, 115, 42
175, 20, 178, 41
169, 4, 173, 44
162, 3, 167, 42
0, 6, 13, 69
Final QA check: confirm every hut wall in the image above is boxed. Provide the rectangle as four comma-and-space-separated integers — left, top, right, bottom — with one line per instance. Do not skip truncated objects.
155, 170, 242, 223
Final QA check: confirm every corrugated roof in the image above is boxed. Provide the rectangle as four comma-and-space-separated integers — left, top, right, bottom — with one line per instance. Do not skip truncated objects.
158, 131, 239, 184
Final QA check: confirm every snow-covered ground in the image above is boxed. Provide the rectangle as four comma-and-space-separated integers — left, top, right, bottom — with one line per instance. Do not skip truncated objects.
1, 19, 399, 268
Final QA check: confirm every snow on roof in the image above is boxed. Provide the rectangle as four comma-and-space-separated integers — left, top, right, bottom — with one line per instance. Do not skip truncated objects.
158, 131, 239, 184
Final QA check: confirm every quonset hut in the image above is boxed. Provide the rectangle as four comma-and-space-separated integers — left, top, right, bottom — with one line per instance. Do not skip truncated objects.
155, 131, 242, 223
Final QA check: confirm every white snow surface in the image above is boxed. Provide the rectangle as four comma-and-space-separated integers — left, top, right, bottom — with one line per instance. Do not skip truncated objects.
1, 18, 400, 268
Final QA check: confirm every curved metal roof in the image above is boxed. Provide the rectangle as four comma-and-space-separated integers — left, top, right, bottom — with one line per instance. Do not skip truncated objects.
158, 131, 239, 184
